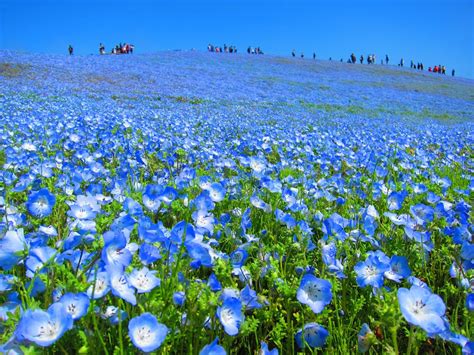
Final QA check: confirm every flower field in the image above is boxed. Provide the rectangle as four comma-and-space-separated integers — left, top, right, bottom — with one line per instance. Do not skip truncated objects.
0, 51, 473, 354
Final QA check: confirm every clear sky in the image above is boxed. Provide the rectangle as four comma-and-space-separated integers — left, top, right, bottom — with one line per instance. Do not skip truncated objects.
0, 0, 473, 77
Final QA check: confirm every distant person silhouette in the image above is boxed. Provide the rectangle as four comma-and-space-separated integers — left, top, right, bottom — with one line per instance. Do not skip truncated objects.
360, 55, 363, 64
313, 52, 316, 59
452, 69, 455, 76
385, 54, 389, 65
68, 45, 73, 55
292, 50, 296, 57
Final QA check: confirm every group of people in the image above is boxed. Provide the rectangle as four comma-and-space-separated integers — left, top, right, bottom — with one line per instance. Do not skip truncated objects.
428, 65, 453, 76
108, 43, 134, 55
67, 43, 135, 55
247, 47, 264, 55
207, 44, 237, 53
291, 50, 317, 59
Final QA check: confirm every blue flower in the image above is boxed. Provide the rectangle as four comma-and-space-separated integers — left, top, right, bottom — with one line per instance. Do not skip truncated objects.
260, 341, 278, 354
230, 248, 248, 268
206, 182, 226, 202
58, 292, 90, 320
101, 231, 132, 268
208, 272, 222, 292
384, 255, 411, 283
296, 274, 332, 314
466, 293, 474, 312
217, 297, 244, 336
15, 303, 73, 347
200, 337, 226, 355
26, 188, 56, 218
240, 284, 262, 310
354, 254, 390, 288
86, 271, 110, 299
295, 322, 329, 349
173, 291, 186, 306
128, 267, 161, 293
128, 313, 168, 352
0, 229, 27, 270
109, 266, 137, 305
358, 323, 375, 353
397, 285, 447, 334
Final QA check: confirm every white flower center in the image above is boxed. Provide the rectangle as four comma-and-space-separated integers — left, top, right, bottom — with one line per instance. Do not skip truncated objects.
37, 321, 59, 340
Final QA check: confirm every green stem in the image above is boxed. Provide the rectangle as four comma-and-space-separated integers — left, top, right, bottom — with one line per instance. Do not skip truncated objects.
391, 326, 399, 354
406, 325, 415, 355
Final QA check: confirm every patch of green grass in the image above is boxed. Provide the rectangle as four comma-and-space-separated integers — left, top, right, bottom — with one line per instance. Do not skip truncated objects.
0, 62, 31, 78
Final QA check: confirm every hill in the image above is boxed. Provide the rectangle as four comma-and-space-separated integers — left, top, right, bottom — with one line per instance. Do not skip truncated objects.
0, 51, 473, 354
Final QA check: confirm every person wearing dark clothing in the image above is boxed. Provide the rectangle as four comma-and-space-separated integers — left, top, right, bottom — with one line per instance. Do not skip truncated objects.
360, 55, 363, 64
385, 54, 389, 65
68, 45, 73, 55
313, 52, 316, 60
452, 69, 455, 77
301, 53, 304, 58
292, 50, 296, 57
351, 53, 356, 64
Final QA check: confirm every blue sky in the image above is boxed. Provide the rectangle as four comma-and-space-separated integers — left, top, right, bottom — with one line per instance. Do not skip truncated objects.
0, 0, 473, 77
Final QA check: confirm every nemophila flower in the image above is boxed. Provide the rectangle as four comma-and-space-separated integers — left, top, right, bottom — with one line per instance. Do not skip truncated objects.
383, 212, 413, 227
185, 240, 213, 268
410, 204, 434, 225
240, 284, 262, 310
67, 204, 96, 220
296, 274, 332, 314
139, 242, 162, 264
466, 294, 474, 312
230, 249, 248, 268
101, 231, 132, 267
384, 255, 411, 283
217, 297, 244, 336
142, 184, 164, 212
58, 292, 90, 320
321, 242, 345, 278
387, 191, 406, 211
208, 273, 222, 292
173, 291, 185, 306
193, 191, 215, 211
26, 188, 56, 218
0, 274, 15, 292
354, 254, 390, 288
128, 313, 168, 352
295, 322, 329, 349
358, 323, 376, 353
0, 228, 27, 270
98, 305, 127, 324
261, 341, 278, 355
397, 285, 447, 334
38, 225, 58, 237
404, 227, 433, 253
87, 271, 110, 299
241, 207, 252, 233
109, 266, 137, 305
250, 195, 272, 213
200, 337, 226, 355
463, 342, 474, 354
15, 303, 73, 347
25, 246, 57, 278
206, 182, 226, 202
128, 267, 160, 293
192, 209, 215, 234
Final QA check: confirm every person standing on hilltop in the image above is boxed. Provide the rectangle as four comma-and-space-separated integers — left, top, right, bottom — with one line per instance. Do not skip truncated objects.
292, 49, 296, 57
452, 69, 455, 76
385, 54, 389, 65
68, 45, 73, 55
313, 52, 316, 59
360, 55, 363, 64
